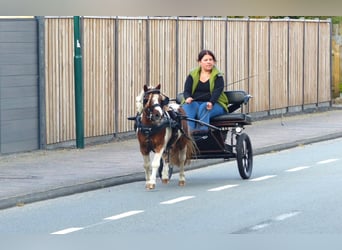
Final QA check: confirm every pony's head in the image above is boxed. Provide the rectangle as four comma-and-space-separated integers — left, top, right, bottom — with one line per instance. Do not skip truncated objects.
141, 84, 169, 122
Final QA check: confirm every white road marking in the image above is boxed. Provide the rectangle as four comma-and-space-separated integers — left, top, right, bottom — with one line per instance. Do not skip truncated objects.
51, 210, 144, 234
160, 196, 195, 204
274, 211, 301, 221
251, 223, 270, 231
208, 184, 238, 192
240, 211, 301, 233
104, 210, 144, 220
286, 166, 310, 172
249, 175, 277, 182
51, 227, 84, 235
317, 159, 339, 165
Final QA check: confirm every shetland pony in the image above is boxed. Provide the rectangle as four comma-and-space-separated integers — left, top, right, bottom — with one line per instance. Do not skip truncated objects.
135, 84, 196, 190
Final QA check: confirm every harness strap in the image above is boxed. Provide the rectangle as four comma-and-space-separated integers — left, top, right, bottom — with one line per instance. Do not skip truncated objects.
136, 116, 176, 136
136, 112, 184, 153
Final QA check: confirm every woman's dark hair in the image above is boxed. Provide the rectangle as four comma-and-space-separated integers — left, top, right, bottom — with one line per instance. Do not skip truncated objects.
197, 50, 216, 62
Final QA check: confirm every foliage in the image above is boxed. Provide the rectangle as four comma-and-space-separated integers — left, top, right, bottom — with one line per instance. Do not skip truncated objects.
270, 16, 342, 24
228, 16, 342, 24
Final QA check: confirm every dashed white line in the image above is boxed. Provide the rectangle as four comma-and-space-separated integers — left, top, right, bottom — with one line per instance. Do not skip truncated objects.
51, 227, 84, 235
249, 175, 277, 182
160, 196, 195, 204
208, 184, 238, 192
317, 158, 339, 165
236, 211, 301, 233
286, 166, 310, 172
51, 210, 144, 235
251, 223, 270, 231
104, 210, 144, 220
274, 211, 301, 221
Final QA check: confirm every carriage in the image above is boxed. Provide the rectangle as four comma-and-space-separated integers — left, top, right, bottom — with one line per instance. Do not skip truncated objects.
163, 90, 253, 180
129, 84, 253, 189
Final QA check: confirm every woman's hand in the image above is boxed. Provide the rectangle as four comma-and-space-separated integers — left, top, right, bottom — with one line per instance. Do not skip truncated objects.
206, 102, 213, 110
185, 97, 193, 104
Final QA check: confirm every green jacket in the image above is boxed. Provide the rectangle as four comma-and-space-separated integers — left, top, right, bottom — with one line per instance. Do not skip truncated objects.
189, 66, 229, 112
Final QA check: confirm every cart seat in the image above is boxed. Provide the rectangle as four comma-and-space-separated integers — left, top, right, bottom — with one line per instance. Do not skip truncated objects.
210, 113, 252, 126
224, 90, 251, 113
210, 90, 252, 126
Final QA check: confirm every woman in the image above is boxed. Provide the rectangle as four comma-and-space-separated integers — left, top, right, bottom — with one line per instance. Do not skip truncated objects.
182, 50, 229, 132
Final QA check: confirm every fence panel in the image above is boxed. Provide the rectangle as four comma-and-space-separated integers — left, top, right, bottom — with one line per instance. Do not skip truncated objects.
303, 21, 319, 105
288, 21, 304, 107
83, 17, 115, 137
148, 18, 177, 96
45, 18, 74, 145
0, 18, 39, 153
116, 18, 148, 133
226, 20, 249, 92
248, 20, 270, 113
318, 21, 332, 102
270, 20, 288, 110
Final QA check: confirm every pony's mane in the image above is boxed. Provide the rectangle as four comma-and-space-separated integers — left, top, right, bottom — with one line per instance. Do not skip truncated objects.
135, 90, 144, 114
136, 85, 156, 114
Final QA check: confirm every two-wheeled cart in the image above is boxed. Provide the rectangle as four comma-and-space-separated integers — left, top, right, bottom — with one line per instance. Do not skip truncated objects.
159, 90, 253, 180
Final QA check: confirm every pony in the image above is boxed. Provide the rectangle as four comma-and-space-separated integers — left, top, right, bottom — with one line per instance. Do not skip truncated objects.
134, 84, 196, 190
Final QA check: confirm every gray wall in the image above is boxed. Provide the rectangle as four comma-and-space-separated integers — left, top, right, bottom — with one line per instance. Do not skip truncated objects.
0, 18, 39, 154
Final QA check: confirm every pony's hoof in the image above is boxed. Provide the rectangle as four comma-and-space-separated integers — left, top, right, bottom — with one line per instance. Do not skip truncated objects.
146, 183, 156, 190
178, 181, 186, 186
162, 179, 169, 184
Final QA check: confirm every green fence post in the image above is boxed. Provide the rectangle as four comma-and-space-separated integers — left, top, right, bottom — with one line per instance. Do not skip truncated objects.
73, 16, 84, 148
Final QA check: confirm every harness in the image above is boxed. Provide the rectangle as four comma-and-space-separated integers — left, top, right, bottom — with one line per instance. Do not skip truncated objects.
135, 109, 185, 153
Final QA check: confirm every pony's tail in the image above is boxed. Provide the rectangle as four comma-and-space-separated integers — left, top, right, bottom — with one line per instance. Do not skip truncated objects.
179, 107, 198, 165
181, 120, 198, 165
170, 134, 197, 166
184, 135, 198, 165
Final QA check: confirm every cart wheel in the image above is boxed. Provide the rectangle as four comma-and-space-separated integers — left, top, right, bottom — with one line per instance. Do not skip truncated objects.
158, 158, 173, 180
236, 133, 253, 179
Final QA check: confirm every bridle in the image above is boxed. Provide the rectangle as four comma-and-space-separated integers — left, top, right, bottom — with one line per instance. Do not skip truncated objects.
142, 89, 169, 122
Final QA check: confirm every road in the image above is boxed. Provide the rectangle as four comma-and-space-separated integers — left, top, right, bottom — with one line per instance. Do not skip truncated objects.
0, 138, 341, 235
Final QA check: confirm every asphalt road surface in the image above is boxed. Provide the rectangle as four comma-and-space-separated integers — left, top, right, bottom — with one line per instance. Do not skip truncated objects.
0, 138, 341, 235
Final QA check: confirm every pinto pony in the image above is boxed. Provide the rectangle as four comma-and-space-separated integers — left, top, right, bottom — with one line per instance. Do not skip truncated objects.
134, 84, 196, 190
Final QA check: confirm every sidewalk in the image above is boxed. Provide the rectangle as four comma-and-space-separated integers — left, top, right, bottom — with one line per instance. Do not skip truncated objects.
1, 107, 342, 210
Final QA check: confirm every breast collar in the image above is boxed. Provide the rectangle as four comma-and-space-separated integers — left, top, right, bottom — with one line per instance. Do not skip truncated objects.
136, 113, 179, 137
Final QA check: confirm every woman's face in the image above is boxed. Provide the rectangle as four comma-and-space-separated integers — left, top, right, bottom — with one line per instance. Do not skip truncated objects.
199, 54, 215, 72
